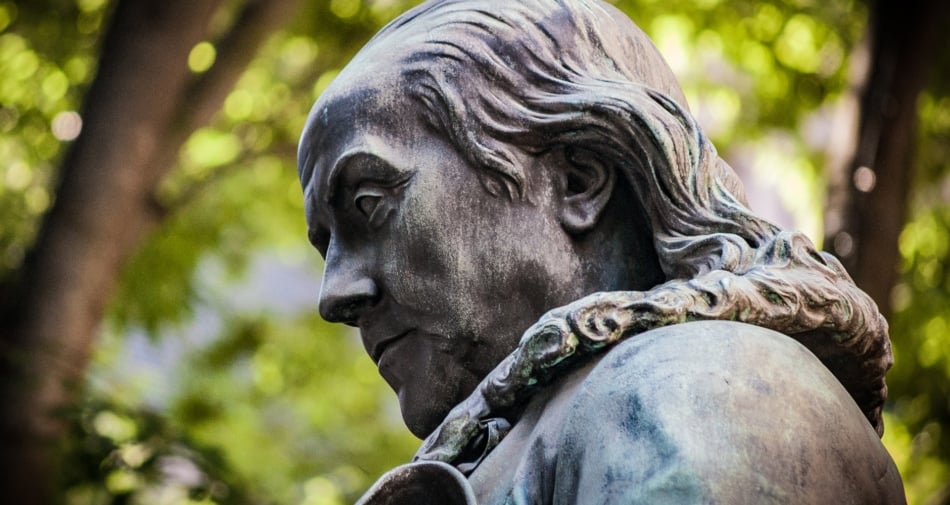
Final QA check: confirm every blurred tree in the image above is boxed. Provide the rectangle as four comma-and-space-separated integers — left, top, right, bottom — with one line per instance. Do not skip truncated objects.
818, 1, 950, 502
823, 0, 950, 318
0, 0, 301, 501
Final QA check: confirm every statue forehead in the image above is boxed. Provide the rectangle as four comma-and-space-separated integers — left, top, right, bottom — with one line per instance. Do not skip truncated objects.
299, 67, 413, 189
299, 0, 691, 187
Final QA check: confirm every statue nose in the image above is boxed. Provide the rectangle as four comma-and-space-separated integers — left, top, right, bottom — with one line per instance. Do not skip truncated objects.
319, 276, 379, 325
318, 244, 379, 325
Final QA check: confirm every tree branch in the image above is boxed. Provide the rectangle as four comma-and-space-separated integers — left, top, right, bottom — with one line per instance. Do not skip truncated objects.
0, 0, 304, 499
176, 0, 302, 136
823, 0, 950, 317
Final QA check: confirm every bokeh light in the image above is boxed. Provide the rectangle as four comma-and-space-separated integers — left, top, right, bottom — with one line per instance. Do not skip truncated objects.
51, 110, 82, 140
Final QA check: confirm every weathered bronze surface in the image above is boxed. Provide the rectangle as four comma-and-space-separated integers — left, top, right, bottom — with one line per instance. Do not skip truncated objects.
297, 0, 905, 502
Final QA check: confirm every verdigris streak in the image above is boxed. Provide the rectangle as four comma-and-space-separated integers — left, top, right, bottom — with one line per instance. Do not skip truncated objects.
296, 0, 905, 503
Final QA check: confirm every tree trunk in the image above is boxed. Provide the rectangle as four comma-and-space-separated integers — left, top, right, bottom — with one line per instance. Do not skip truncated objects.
0, 0, 298, 502
823, 0, 950, 317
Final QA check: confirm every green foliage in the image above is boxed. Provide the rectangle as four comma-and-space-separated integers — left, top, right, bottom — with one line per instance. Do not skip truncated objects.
110, 153, 308, 335
607, 0, 863, 240
0, 0, 108, 276
60, 398, 258, 504
168, 313, 418, 503
886, 204, 950, 501
90, 279, 418, 503
882, 77, 950, 502
611, 0, 864, 146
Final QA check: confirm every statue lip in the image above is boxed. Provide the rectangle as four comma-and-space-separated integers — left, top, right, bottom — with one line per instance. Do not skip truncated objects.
368, 329, 412, 364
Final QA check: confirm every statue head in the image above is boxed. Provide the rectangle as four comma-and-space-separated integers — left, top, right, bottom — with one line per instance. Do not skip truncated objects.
298, 0, 890, 438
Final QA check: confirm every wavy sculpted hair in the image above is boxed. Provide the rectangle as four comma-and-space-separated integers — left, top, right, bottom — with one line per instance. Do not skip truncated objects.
360, 0, 892, 438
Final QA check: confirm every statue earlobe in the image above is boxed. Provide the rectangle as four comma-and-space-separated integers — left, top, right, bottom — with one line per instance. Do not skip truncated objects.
557, 146, 616, 235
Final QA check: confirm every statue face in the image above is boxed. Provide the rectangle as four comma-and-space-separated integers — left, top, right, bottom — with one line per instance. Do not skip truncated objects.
299, 74, 586, 437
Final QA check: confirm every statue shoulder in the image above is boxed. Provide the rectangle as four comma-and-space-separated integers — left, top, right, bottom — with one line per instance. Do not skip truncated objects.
549, 320, 904, 504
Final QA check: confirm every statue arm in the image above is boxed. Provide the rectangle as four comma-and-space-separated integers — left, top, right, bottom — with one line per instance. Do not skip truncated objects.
545, 322, 904, 505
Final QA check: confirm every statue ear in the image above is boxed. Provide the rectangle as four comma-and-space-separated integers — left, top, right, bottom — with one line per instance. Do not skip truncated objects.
557, 146, 616, 235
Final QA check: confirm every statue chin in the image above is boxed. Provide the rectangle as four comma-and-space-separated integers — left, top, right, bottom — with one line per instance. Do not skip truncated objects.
399, 397, 447, 440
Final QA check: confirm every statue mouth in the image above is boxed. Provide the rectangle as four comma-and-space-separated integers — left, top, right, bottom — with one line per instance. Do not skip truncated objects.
368, 329, 412, 364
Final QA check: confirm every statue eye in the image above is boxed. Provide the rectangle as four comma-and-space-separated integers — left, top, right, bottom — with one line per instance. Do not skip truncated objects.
351, 175, 411, 227
355, 192, 381, 216
353, 186, 386, 224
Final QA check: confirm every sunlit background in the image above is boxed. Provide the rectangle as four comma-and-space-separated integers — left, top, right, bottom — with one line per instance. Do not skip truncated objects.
0, 0, 948, 503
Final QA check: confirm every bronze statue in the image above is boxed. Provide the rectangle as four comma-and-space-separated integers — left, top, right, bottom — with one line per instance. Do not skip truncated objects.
297, 0, 905, 502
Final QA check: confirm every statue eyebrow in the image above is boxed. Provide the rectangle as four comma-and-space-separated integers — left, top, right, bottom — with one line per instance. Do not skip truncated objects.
325, 149, 401, 204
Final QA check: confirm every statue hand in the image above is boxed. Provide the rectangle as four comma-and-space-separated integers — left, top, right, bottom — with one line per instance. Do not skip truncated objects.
414, 390, 492, 464
522, 292, 639, 354
414, 291, 640, 469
